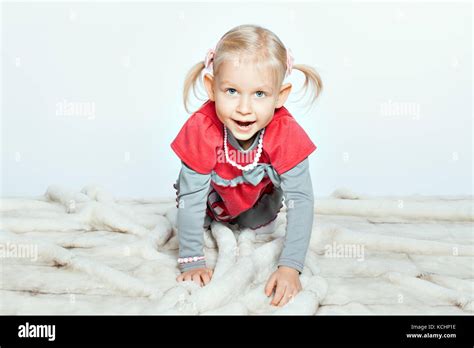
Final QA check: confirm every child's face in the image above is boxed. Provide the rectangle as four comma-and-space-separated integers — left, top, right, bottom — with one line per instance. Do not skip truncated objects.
204, 56, 291, 146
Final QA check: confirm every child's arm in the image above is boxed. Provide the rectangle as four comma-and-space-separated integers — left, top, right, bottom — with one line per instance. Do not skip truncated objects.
277, 157, 314, 274
175, 161, 212, 272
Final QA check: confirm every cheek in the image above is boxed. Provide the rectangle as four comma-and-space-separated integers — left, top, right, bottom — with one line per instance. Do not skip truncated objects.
217, 105, 232, 118
259, 115, 274, 128
216, 96, 237, 111
216, 108, 236, 125
255, 105, 275, 124
215, 100, 231, 117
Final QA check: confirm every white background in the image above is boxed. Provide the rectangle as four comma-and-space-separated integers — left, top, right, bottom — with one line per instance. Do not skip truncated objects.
1, 1, 472, 199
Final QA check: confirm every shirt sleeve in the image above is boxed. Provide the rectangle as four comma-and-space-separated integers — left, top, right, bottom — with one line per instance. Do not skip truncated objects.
175, 161, 212, 272
170, 113, 219, 174
264, 116, 317, 176
277, 157, 314, 274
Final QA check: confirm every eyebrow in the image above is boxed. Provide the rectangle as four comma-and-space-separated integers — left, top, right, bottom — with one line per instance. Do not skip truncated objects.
220, 80, 273, 92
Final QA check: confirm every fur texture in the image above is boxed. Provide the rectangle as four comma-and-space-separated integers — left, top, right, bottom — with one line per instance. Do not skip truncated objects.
0, 185, 472, 314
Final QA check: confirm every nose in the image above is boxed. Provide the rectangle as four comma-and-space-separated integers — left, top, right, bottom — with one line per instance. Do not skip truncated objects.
236, 96, 252, 115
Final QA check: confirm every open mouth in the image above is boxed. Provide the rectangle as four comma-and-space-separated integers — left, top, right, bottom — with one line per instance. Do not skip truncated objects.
233, 119, 256, 130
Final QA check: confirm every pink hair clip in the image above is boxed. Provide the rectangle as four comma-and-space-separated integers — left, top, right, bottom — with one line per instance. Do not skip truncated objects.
204, 48, 216, 71
286, 47, 295, 77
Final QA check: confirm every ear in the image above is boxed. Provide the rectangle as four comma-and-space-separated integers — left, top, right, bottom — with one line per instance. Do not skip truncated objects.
203, 73, 215, 101
275, 83, 292, 108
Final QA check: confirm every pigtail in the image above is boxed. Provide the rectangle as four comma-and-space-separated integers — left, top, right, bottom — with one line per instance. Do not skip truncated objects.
292, 63, 323, 109
182, 25, 324, 114
183, 61, 207, 114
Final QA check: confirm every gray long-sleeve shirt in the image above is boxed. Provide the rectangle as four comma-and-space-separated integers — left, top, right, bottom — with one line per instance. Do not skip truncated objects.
175, 155, 314, 274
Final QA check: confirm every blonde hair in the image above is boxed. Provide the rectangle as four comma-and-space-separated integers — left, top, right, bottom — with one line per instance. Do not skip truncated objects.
183, 24, 323, 114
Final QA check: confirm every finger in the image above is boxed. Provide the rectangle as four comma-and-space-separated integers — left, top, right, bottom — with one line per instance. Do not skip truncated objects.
201, 272, 211, 285
292, 289, 300, 299
271, 284, 287, 306
279, 287, 295, 307
176, 274, 183, 282
265, 274, 277, 297
277, 287, 291, 307
191, 273, 202, 286
184, 273, 193, 282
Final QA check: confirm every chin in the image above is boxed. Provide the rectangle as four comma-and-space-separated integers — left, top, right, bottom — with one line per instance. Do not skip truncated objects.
232, 128, 258, 141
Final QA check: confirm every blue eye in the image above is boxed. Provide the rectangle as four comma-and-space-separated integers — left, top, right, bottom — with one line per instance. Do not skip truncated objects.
225, 88, 266, 97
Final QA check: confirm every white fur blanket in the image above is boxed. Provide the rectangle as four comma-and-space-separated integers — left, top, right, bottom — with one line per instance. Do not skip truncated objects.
0, 185, 472, 315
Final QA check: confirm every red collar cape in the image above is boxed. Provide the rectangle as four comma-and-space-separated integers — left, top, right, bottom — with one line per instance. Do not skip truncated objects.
170, 99, 317, 176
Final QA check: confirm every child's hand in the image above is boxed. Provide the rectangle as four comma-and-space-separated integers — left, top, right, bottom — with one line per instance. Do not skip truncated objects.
176, 267, 214, 287
265, 266, 302, 307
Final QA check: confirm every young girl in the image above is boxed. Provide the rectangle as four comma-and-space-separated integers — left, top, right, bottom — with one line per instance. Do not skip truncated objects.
171, 24, 322, 307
